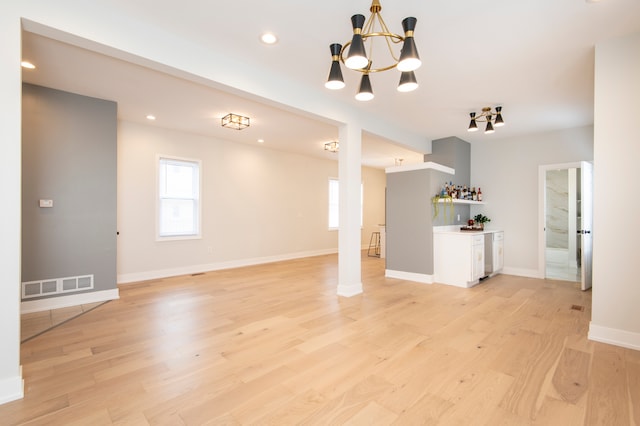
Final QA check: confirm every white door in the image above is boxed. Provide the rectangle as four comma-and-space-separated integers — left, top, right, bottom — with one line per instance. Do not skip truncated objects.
579, 161, 593, 290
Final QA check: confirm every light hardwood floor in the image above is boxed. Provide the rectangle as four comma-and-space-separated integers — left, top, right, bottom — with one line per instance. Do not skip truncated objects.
21, 302, 106, 343
4, 253, 639, 425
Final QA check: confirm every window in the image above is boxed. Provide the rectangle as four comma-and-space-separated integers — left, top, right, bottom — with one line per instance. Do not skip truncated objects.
158, 157, 201, 238
328, 178, 363, 229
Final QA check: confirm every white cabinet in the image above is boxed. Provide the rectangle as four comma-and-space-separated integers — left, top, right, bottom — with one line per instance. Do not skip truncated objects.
434, 232, 485, 288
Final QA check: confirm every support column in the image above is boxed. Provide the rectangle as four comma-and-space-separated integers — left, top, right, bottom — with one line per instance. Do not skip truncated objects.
337, 124, 363, 297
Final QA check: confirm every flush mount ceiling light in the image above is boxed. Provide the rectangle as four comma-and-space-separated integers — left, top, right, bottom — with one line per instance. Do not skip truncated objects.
468, 106, 505, 134
325, 0, 422, 101
260, 32, 278, 45
221, 113, 250, 130
324, 141, 339, 152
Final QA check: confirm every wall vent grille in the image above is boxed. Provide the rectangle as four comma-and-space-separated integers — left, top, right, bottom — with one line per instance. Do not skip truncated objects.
22, 274, 94, 299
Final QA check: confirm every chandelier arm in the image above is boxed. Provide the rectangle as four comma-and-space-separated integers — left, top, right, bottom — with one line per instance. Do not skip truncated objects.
374, 10, 403, 45
373, 12, 403, 63
472, 115, 496, 123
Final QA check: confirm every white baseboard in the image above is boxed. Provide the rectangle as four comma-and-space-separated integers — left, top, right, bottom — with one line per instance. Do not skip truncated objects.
385, 269, 434, 284
501, 266, 542, 279
21, 289, 120, 314
0, 369, 23, 405
117, 248, 338, 284
337, 282, 363, 297
588, 323, 640, 351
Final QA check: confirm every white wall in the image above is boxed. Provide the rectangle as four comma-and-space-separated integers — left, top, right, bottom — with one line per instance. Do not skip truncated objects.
470, 126, 593, 277
589, 32, 640, 350
117, 121, 386, 282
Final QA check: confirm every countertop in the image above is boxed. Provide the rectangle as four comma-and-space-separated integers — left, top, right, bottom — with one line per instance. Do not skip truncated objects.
433, 225, 502, 235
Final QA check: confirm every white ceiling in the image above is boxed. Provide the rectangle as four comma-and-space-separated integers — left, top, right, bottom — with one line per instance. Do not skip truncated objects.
20, 0, 640, 168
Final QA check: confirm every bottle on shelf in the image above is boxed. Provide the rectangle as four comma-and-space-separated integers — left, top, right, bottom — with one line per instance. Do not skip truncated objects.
477, 187, 483, 202
472, 187, 477, 201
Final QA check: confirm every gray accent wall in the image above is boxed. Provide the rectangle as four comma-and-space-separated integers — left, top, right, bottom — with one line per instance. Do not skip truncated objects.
22, 83, 117, 299
426, 136, 471, 226
386, 169, 434, 275
425, 136, 471, 189
386, 168, 456, 275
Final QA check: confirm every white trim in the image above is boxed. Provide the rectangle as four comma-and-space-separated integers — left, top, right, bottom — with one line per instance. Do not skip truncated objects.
20, 289, 119, 314
385, 269, 434, 284
337, 282, 363, 297
117, 248, 338, 284
385, 161, 455, 175
588, 323, 640, 351
501, 267, 543, 279
0, 368, 23, 405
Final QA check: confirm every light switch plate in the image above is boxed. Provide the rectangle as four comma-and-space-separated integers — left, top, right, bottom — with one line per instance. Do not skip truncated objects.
39, 199, 53, 208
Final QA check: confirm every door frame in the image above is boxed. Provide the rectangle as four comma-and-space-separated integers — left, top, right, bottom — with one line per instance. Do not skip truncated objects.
537, 161, 582, 279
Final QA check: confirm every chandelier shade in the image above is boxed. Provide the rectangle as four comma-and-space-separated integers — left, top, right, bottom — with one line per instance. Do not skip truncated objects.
325, 43, 346, 90
485, 121, 495, 134
397, 17, 421, 72
356, 73, 374, 101
325, 0, 421, 100
467, 112, 478, 132
494, 106, 505, 127
397, 71, 418, 92
345, 15, 369, 70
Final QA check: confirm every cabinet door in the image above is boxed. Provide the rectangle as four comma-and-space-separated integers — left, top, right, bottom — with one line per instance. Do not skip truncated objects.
472, 242, 485, 280
493, 239, 504, 272
493, 232, 504, 272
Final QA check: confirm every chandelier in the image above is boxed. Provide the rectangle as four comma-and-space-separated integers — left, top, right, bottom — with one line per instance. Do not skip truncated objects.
468, 106, 505, 134
325, 0, 422, 101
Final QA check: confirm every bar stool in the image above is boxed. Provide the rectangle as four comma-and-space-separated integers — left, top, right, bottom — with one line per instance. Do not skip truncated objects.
368, 231, 381, 257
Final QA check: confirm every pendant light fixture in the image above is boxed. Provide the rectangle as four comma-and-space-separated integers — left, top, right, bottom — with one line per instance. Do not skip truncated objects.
325, 0, 422, 101
468, 106, 505, 134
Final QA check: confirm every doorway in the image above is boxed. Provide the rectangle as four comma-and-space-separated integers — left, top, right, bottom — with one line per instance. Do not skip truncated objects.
538, 161, 593, 290
544, 168, 580, 282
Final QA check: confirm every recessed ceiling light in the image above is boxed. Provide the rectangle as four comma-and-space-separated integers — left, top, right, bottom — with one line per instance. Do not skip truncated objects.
260, 32, 278, 45
21, 61, 35, 69
146, 115, 156, 121
257, 139, 265, 143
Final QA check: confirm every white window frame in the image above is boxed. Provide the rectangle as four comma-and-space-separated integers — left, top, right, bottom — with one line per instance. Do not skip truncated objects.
328, 178, 363, 230
157, 155, 202, 240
